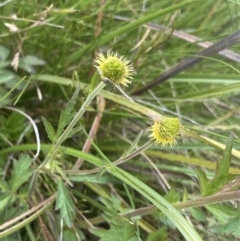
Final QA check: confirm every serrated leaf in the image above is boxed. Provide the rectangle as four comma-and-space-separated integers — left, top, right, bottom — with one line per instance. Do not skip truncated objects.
56, 84, 81, 138
100, 196, 121, 213
196, 134, 234, 196
66, 126, 83, 139
69, 173, 120, 184
7, 112, 25, 133
42, 117, 56, 142
90, 218, 136, 241
57, 111, 76, 139
55, 178, 75, 227
208, 134, 234, 191
10, 154, 33, 192
206, 204, 238, 224
210, 216, 240, 237
164, 188, 181, 203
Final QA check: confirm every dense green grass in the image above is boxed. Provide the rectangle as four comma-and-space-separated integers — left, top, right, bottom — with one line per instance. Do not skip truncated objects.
1, 0, 240, 240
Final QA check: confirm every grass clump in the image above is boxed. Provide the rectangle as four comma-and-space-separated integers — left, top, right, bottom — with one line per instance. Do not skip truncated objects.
1, 1, 240, 241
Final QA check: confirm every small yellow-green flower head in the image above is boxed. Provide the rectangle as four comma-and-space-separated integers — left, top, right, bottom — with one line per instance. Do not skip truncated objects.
95, 51, 134, 87
148, 117, 180, 147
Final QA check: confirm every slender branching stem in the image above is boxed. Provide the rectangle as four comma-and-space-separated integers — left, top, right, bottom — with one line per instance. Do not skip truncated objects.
28, 81, 106, 197
39, 81, 106, 169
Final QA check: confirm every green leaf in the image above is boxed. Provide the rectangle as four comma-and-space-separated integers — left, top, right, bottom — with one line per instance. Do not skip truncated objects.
0, 179, 8, 191
63, 229, 85, 241
90, 217, 137, 241
42, 117, 56, 142
56, 84, 81, 139
69, 173, 120, 184
206, 204, 238, 224
0, 88, 11, 107
0, 46, 10, 61
75, 191, 123, 220
164, 189, 181, 203
20, 55, 46, 66
195, 167, 208, 196
0, 112, 26, 141
56, 111, 75, 139
10, 154, 33, 192
0, 69, 17, 84
100, 196, 121, 213
196, 134, 234, 196
147, 227, 167, 241
125, 131, 143, 156
84, 106, 95, 112
89, 72, 101, 93
111, 167, 203, 241
190, 208, 206, 222
0, 194, 14, 212
0, 69, 22, 90
54, 163, 73, 187
66, 126, 83, 139
158, 213, 175, 229
209, 134, 234, 187
210, 216, 240, 237
128, 237, 139, 241
18, 56, 46, 74
55, 178, 75, 227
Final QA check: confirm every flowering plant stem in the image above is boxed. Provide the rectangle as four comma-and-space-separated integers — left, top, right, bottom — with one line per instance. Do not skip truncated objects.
81, 190, 240, 226
124, 190, 240, 219
28, 81, 106, 197
65, 140, 153, 175
39, 81, 106, 169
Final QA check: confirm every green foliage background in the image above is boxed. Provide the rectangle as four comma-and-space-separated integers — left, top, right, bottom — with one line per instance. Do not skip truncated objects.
1, 0, 240, 240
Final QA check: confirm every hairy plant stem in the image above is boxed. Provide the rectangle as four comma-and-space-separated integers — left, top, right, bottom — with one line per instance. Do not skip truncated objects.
174, 190, 240, 209
130, 190, 240, 218
78, 190, 240, 228
39, 81, 106, 169
28, 81, 106, 197
65, 140, 153, 175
